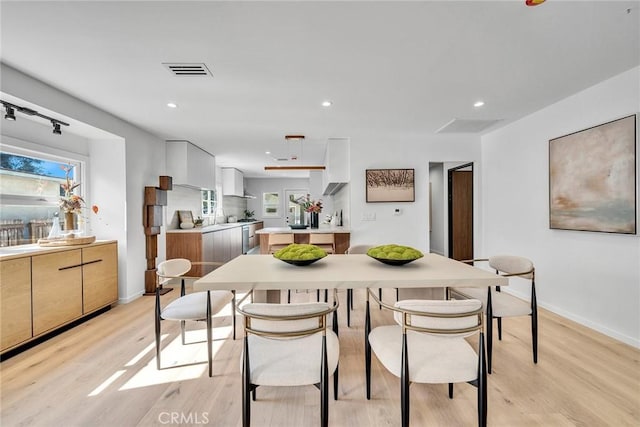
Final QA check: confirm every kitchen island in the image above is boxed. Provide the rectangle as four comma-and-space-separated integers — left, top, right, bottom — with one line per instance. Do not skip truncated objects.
256, 227, 350, 254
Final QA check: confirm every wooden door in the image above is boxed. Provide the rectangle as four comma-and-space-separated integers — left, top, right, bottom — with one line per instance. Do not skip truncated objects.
448, 168, 473, 261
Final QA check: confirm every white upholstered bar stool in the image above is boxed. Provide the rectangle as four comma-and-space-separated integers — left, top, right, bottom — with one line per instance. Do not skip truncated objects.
155, 258, 235, 377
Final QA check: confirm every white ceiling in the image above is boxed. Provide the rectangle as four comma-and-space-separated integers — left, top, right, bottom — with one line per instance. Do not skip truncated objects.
1, 1, 638, 178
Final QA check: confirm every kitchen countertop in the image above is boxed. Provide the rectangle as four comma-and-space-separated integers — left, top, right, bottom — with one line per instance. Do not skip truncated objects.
256, 226, 350, 234
166, 220, 262, 233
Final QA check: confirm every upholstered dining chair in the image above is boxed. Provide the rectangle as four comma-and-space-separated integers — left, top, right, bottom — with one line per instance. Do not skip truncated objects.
155, 258, 235, 377
449, 255, 536, 374
365, 290, 487, 427
237, 291, 340, 427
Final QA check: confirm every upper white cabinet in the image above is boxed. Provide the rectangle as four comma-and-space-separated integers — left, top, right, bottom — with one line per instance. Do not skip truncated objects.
222, 168, 244, 197
323, 138, 350, 196
166, 141, 215, 190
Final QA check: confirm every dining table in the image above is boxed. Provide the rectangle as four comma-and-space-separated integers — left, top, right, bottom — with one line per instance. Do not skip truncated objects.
193, 253, 508, 301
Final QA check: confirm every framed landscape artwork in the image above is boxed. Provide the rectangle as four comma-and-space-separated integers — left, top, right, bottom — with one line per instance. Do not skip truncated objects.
366, 169, 415, 202
549, 114, 637, 234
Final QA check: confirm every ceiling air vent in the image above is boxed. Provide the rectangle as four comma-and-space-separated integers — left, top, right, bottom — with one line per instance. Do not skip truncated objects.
163, 63, 212, 77
435, 118, 502, 134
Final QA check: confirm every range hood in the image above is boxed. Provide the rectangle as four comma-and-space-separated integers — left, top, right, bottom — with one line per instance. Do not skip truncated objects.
323, 182, 346, 196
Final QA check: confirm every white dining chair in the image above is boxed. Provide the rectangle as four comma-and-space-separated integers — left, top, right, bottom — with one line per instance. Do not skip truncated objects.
155, 258, 235, 377
449, 255, 536, 374
365, 289, 487, 427
237, 292, 340, 427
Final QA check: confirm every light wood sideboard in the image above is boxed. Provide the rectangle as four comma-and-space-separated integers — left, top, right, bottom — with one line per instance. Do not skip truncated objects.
0, 240, 118, 354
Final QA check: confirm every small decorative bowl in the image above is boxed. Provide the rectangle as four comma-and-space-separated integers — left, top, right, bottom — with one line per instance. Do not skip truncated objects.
278, 257, 324, 266
368, 255, 418, 266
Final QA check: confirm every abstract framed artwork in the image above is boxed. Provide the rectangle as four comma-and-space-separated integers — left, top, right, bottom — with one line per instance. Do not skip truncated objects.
366, 168, 415, 202
549, 114, 637, 234
262, 192, 280, 217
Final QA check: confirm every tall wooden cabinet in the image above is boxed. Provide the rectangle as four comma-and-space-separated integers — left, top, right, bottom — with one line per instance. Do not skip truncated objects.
0, 240, 118, 354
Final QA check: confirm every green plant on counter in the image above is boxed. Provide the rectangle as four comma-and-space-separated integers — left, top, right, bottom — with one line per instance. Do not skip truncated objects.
244, 209, 255, 220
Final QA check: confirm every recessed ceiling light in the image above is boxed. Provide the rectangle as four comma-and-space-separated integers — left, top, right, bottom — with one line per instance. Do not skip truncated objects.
167, 102, 178, 108
473, 101, 485, 108
265, 151, 271, 155
322, 101, 332, 107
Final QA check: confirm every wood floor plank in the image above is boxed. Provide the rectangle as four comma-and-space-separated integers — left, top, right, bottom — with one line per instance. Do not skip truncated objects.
1, 287, 638, 426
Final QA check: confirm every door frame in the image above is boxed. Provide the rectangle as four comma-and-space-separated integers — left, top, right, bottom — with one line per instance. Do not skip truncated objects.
447, 162, 474, 259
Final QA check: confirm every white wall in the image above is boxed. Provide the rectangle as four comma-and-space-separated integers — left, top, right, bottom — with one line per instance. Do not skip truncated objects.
245, 177, 309, 228
348, 135, 482, 251
481, 66, 640, 347
2, 64, 167, 303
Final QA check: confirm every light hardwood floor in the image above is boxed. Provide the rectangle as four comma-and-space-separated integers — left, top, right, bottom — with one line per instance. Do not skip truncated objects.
1, 287, 638, 426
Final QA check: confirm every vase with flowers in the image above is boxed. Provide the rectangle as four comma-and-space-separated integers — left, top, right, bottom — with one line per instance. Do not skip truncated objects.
59, 164, 85, 232
295, 194, 323, 229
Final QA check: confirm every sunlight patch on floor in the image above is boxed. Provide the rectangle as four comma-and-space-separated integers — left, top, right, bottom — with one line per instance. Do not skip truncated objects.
118, 327, 229, 390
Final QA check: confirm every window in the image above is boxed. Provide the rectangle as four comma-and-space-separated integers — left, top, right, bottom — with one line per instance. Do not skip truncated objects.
201, 189, 216, 217
0, 146, 84, 246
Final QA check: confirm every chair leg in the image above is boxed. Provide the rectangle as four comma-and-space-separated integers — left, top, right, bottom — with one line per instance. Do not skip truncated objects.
478, 332, 488, 427
232, 290, 237, 340
365, 299, 372, 400
350, 289, 354, 310
396, 288, 399, 301
242, 336, 251, 427
378, 288, 382, 309
181, 320, 186, 345
497, 317, 502, 340
252, 388, 256, 401
324, 289, 328, 303
448, 383, 453, 399
321, 334, 329, 427
532, 283, 538, 364
346, 290, 351, 327
206, 291, 213, 378
287, 289, 291, 303
155, 291, 162, 371
486, 289, 493, 374
317, 289, 320, 302
401, 332, 410, 427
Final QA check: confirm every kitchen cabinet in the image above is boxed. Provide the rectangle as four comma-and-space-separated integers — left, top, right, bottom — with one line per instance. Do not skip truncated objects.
323, 138, 350, 196
1, 241, 119, 354
222, 168, 244, 196
248, 222, 263, 249
166, 223, 255, 274
166, 140, 215, 189
0, 257, 32, 351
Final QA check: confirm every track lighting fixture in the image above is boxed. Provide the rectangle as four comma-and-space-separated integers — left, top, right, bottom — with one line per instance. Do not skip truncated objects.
52, 121, 62, 135
4, 105, 16, 121
1, 99, 69, 135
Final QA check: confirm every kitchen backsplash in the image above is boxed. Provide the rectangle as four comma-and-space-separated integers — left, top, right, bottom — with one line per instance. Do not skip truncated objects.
222, 195, 247, 222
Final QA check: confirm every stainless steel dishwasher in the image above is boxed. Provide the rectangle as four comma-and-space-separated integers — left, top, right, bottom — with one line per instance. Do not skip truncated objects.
242, 225, 250, 254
